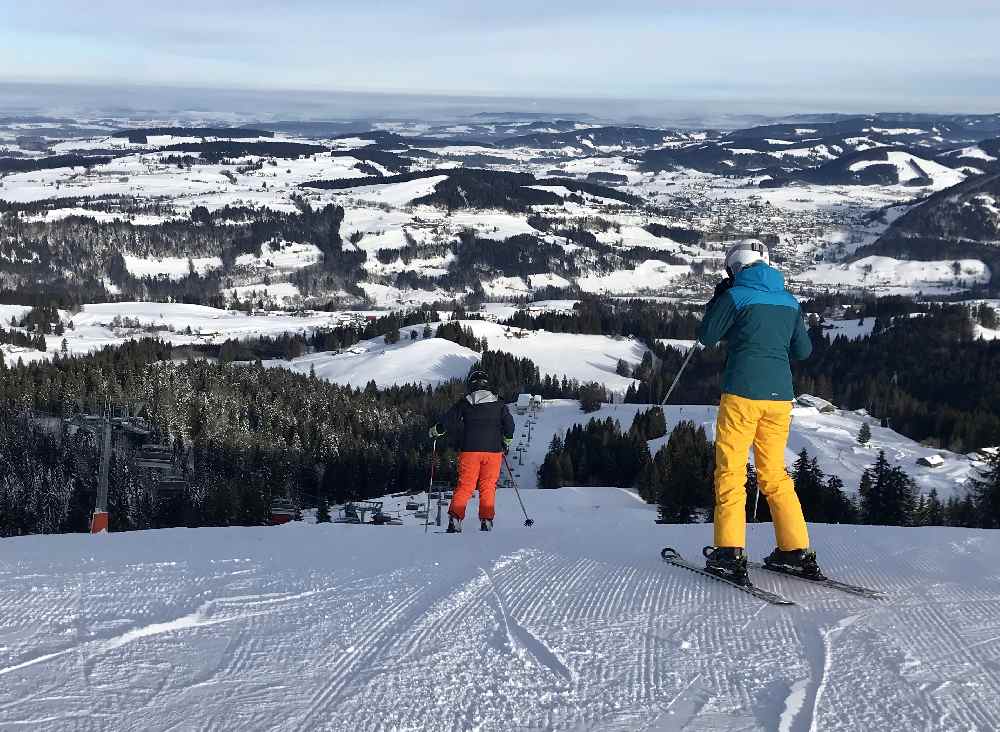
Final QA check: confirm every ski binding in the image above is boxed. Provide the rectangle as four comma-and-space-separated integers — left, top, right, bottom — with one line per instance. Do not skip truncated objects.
661, 548, 795, 606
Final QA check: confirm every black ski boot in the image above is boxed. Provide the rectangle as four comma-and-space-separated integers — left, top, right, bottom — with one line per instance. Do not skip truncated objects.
763, 548, 826, 581
480, 519, 493, 532
703, 546, 750, 586
446, 515, 463, 533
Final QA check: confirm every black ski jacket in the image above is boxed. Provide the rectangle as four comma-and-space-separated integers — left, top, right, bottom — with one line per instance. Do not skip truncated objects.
434, 390, 515, 453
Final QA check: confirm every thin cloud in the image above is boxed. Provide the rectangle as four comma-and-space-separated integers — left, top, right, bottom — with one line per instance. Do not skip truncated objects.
0, 1, 997, 109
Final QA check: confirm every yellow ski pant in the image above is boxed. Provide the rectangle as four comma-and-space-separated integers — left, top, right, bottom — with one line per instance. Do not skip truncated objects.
714, 393, 809, 550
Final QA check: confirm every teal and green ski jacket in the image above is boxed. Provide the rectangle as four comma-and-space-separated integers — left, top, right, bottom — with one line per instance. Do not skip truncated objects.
696, 263, 811, 401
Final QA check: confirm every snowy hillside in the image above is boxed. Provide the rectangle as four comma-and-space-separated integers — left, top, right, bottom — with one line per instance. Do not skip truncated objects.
796, 255, 989, 294
3, 490, 1000, 730
273, 337, 481, 389
0, 302, 375, 365
273, 321, 648, 393
847, 150, 966, 189
507, 401, 976, 499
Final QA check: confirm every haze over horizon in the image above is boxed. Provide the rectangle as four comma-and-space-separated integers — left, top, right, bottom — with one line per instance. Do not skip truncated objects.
2, 0, 999, 121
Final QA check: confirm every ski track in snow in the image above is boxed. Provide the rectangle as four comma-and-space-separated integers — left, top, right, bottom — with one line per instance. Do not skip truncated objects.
2, 491, 1000, 730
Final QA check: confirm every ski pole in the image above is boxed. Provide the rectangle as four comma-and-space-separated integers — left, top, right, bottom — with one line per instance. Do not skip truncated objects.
752, 484, 761, 522
502, 454, 535, 527
424, 439, 437, 534
661, 345, 697, 406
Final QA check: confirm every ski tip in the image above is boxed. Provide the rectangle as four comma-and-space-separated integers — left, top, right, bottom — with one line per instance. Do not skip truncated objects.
660, 547, 680, 560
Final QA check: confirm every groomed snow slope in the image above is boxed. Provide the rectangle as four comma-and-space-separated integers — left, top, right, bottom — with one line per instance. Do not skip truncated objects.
3, 492, 1000, 731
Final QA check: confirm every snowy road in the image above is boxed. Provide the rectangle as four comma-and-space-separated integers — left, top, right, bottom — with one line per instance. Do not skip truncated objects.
2, 489, 1000, 730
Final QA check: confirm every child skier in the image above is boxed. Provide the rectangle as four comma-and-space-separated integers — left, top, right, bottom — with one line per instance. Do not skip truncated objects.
428, 369, 515, 532
696, 240, 824, 585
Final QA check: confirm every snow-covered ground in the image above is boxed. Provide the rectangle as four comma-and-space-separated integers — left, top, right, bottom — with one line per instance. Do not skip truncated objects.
1, 303, 644, 386
820, 317, 876, 340
272, 336, 481, 389
0, 302, 380, 365
3, 490, 1000, 730
507, 400, 976, 499
796, 256, 990, 294
577, 261, 692, 295
848, 151, 966, 189
123, 254, 224, 280
272, 320, 647, 393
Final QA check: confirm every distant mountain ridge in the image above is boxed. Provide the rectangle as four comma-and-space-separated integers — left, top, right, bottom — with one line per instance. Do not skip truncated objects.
856, 172, 1000, 281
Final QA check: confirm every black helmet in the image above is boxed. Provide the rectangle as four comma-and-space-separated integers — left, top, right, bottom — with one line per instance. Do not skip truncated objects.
467, 368, 491, 391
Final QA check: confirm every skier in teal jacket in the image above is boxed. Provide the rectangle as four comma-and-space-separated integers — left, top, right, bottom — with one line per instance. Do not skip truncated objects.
696, 240, 822, 586
698, 247, 813, 401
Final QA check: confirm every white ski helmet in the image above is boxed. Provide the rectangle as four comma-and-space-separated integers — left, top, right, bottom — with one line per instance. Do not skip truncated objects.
724, 239, 770, 277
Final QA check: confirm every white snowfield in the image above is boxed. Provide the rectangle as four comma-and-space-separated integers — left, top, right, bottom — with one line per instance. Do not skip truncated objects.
508, 401, 976, 500
123, 254, 224, 280
797, 256, 990, 293
819, 316, 876, 341
577, 260, 692, 294
274, 320, 647, 393
3, 491, 1000, 731
273, 337, 481, 389
0, 302, 386, 365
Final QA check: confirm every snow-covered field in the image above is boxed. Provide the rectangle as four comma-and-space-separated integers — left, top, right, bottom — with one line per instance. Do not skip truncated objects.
1, 304, 649, 397
123, 254, 224, 280
274, 337, 481, 389
3, 490, 1000, 730
820, 317, 876, 341
577, 261, 692, 295
0, 302, 376, 365
796, 256, 990, 294
273, 320, 648, 393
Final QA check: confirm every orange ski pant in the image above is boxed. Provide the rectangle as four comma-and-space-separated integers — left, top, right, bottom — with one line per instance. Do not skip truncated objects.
449, 451, 503, 521
714, 393, 810, 551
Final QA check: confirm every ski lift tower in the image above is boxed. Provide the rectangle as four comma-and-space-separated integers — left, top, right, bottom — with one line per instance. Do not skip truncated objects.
91, 398, 113, 533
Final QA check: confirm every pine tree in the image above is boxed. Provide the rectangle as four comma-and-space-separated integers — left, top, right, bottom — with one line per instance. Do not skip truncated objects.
792, 450, 826, 521
972, 452, 1000, 528
579, 382, 605, 413
823, 474, 856, 524
859, 451, 915, 526
656, 421, 714, 523
857, 422, 871, 446
637, 457, 662, 504
538, 452, 563, 489
925, 488, 944, 526
859, 451, 890, 524
884, 466, 916, 526
559, 452, 575, 485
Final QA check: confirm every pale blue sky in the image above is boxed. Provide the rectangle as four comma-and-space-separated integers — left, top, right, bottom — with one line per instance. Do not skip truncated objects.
2, 1, 998, 110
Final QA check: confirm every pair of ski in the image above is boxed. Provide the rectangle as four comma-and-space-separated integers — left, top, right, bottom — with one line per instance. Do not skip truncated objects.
660, 547, 886, 606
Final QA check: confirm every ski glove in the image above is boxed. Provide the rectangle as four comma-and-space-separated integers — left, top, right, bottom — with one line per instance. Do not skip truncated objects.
428, 424, 446, 440
713, 277, 733, 299
706, 277, 733, 311
503, 437, 513, 453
